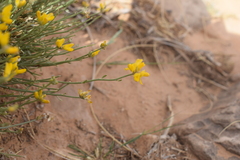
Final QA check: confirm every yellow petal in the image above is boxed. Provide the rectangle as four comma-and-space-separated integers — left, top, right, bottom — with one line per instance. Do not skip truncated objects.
56, 38, 65, 48
39, 90, 43, 96
126, 64, 136, 72
1, 4, 13, 24
46, 13, 55, 21
140, 70, 150, 77
100, 41, 107, 49
0, 31, 10, 46
133, 70, 150, 85
0, 23, 8, 31
5, 46, 19, 54
82, 1, 90, 7
16, 68, 26, 74
133, 72, 141, 83
91, 50, 100, 57
63, 43, 74, 51
42, 99, 50, 103
3, 62, 12, 78
7, 104, 18, 112
134, 59, 145, 71
36, 10, 41, 18
8, 56, 20, 63
16, 0, 26, 8
36, 11, 54, 25
124, 68, 130, 70
34, 91, 39, 99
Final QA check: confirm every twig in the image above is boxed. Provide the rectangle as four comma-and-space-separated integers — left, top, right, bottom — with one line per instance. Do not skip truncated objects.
195, 86, 215, 113
37, 142, 80, 160
23, 108, 35, 137
160, 95, 174, 139
89, 103, 141, 158
219, 120, 240, 136
153, 43, 170, 85
191, 72, 228, 90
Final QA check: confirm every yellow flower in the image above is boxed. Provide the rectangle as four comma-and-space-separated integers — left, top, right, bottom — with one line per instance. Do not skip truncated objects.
91, 50, 100, 57
125, 59, 150, 85
0, 23, 8, 31
0, 31, 19, 54
56, 38, 74, 51
7, 104, 18, 112
97, 3, 110, 13
56, 38, 64, 48
34, 90, 50, 103
82, 1, 90, 7
78, 89, 92, 103
125, 59, 145, 73
36, 10, 55, 25
0, 31, 10, 46
100, 41, 107, 49
3, 63, 12, 79
3, 56, 26, 82
8, 55, 20, 63
133, 70, 150, 85
0, 4, 13, 24
4, 46, 19, 54
15, 0, 27, 8
62, 43, 74, 51
3, 63, 26, 82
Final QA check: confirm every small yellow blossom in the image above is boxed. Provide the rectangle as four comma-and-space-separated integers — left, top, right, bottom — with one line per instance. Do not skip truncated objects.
0, 31, 19, 54
8, 55, 20, 63
56, 38, 74, 51
15, 0, 27, 8
97, 3, 110, 13
125, 59, 150, 85
0, 4, 13, 24
62, 43, 74, 51
56, 38, 64, 48
3, 62, 26, 82
0, 23, 8, 31
34, 90, 50, 103
125, 59, 145, 73
18, 127, 24, 133
78, 89, 92, 103
36, 10, 55, 25
7, 104, 19, 112
82, 1, 90, 7
100, 41, 107, 49
133, 70, 150, 85
91, 50, 100, 57
0, 31, 10, 46
4, 46, 19, 54
3, 56, 26, 82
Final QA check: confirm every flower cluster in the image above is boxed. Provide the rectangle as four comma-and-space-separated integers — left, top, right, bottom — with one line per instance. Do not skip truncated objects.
125, 59, 150, 85
0, 4, 21, 54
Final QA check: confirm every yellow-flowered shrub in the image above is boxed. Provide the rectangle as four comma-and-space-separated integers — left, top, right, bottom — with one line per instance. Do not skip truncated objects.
0, 0, 149, 127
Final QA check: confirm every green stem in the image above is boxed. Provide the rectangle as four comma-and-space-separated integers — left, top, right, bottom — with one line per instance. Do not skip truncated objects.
58, 74, 133, 84
0, 119, 37, 129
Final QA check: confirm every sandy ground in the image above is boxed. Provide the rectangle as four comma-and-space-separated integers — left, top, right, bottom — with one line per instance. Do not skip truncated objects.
2, 0, 240, 159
